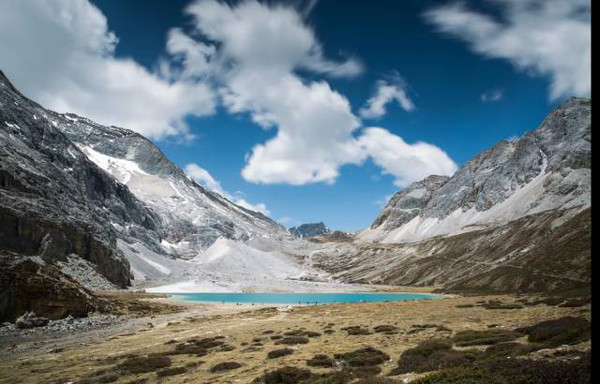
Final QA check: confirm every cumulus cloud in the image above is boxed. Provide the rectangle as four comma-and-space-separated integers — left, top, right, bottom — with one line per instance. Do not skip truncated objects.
359, 128, 458, 187
1, 0, 458, 189
180, 0, 366, 185
424, 0, 591, 100
184, 163, 270, 215
360, 76, 416, 119
0, 0, 216, 139
481, 89, 504, 102
176, 0, 454, 186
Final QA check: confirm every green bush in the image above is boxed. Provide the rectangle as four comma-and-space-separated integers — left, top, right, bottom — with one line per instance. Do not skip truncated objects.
390, 339, 477, 375
452, 329, 521, 346
210, 361, 242, 372
117, 356, 172, 374
334, 346, 390, 367
306, 354, 334, 367
253, 366, 312, 383
268, 348, 294, 359
516, 316, 590, 346
373, 325, 398, 333
156, 366, 187, 377
275, 336, 310, 345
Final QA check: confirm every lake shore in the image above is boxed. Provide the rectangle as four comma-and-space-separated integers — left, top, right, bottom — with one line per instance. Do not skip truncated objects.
0, 290, 590, 383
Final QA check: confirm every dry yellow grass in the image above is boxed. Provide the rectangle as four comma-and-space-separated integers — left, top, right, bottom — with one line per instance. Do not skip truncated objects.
0, 294, 590, 384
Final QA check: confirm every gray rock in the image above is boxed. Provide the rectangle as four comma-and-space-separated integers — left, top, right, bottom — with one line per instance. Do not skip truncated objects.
16, 312, 49, 329
290, 222, 330, 238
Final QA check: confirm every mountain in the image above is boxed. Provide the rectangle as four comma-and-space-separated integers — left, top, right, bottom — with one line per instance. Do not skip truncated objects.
361, 98, 590, 244
313, 98, 591, 294
0, 70, 298, 319
290, 222, 330, 238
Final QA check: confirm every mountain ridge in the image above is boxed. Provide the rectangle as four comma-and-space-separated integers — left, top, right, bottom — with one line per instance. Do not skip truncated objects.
359, 97, 590, 244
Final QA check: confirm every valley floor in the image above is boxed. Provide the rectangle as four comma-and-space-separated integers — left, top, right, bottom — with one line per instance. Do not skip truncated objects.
0, 291, 590, 384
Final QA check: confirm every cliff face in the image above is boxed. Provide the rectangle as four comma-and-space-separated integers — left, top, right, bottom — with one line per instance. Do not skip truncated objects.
0, 70, 163, 288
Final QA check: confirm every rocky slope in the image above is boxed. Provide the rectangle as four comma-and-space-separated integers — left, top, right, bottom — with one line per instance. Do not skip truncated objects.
315, 98, 591, 293
360, 98, 590, 244
290, 222, 331, 238
56, 117, 288, 261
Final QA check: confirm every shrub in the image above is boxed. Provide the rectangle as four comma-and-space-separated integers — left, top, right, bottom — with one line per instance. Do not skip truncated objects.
355, 378, 400, 384
481, 301, 523, 310
210, 361, 242, 372
156, 367, 187, 377
173, 343, 207, 356
275, 336, 310, 345
516, 316, 590, 347
117, 356, 172, 374
413, 352, 591, 384
452, 329, 521, 346
268, 348, 294, 359
478, 342, 544, 360
252, 366, 312, 384
390, 339, 476, 375
171, 336, 225, 356
218, 344, 236, 352
306, 371, 349, 384
344, 365, 382, 378
373, 325, 398, 333
343, 326, 371, 335
334, 346, 390, 367
306, 354, 334, 367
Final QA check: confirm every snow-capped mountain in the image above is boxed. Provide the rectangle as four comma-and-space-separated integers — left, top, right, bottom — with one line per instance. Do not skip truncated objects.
360, 98, 590, 244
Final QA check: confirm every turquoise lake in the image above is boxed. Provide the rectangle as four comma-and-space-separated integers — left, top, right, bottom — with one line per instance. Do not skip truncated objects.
168, 292, 438, 305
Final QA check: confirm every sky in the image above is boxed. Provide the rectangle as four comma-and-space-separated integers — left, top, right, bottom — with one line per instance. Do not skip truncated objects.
0, 0, 591, 231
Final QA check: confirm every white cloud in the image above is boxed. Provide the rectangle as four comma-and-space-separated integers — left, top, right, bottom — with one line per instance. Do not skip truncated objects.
177, 0, 454, 187
359, 128, 458, 187
1, 0, 458, 190
360, 77, 416, 119
424, 0, 590, 100
481, 89, 504, 102
184, 163, 270, 215
0, 0, 216, 140
181, 0, 366, 185
184, 163, 225, 195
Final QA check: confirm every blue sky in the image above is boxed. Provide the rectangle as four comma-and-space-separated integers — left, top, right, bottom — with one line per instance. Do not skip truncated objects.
0, 0, 590, 231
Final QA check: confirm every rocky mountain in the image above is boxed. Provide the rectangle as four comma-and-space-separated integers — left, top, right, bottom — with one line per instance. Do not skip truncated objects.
0, 70, 297, 320
314, 97, 591, 294
360, 98, 590, 244
290, 222, 330, 238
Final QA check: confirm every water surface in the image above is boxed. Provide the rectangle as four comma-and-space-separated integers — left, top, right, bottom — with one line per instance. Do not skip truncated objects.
169, 292, 438, 305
